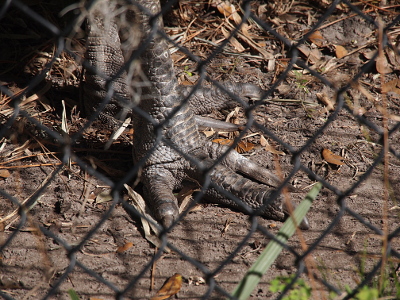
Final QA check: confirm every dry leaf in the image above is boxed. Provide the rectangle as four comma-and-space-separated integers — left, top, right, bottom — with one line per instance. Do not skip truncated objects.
240, 23, 252, 39
308, 30, 324, 47
221, 26, 245, 52
212, 139, 255, 153
216, 0, 241, 24
116, 242, 133, 253
335, 45, 348, 59
376, 54, 392, 74
362, 50, 376, 60
316, 93, 334, 111
178, 184, 200, 214
322, 149, 345, 165
0, 169, 11, 178
95, 190, 113, 203
259, 135, 268, 147
151, 273, 182, 300
202, 128, 215, 137
213, 138, 233, 146
223, 20, 273, 60
298, 44, 322, 64
216, 1, 234, 17
124, 184, 169, 252
236, 141, 255, 153
382, 79, 400, 95
265, 144, 285, 155
385, 48, 400, 70
260, 136, 284, 155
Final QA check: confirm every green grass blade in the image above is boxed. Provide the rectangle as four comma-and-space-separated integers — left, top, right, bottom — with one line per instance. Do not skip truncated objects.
68, 289, 80, 300
231, 182, 323, 300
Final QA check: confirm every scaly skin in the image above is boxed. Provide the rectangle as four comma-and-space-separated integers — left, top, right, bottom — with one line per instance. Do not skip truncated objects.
84, 0, 309, 229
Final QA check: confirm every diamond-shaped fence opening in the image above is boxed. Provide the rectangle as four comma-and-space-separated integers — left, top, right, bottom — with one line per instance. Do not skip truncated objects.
0, 0, 399, 299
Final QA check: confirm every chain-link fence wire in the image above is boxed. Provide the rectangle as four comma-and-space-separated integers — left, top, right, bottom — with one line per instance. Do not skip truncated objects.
1, 0, 400, 299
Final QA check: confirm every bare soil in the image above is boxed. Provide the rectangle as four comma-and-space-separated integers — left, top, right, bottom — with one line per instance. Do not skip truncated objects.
1, 1, 400, 299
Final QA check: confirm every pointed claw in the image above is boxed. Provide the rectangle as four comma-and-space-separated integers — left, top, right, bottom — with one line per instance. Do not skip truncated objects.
194, 115, 243, 132
298, 217, 310, 230
154, 202, 179, 228
283, 202, 310, 230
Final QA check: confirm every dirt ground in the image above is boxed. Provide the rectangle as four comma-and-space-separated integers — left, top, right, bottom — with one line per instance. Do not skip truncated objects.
1, 1, 400, 299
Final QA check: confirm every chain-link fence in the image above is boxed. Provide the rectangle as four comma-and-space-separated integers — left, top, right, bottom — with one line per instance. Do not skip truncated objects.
1, 0, 400, 299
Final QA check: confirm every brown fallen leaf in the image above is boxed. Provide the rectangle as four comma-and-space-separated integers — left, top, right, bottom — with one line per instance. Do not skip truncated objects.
264, 144, 285, 155
116, 242, 133, 253
322, 149, 345, 165
335, 45, 348, 59
236, 141, 255, 153
151, 273, 182, 300
260, 135, 285, 155
298, 44, 322, 64
382, 79, 400, 96
221, 26, 245, 52
385, 48, 400, 70
212, 138, 255, 154
216, 0, 241, 24
361, 50, 376, 60
0, 169, 11, 178
376, 54, 392, 74
308, 30, 324, 47
316, 93, 334, 111
216, 0, 234, 16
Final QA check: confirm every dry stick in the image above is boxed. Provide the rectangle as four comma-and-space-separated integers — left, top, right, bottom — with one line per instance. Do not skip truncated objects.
27, 132, 63, 167
358, 0, 400, 14
78, 171, 91, 217
150, 247, 158, 291
0, 162, 76, 169
0, 152, 58, 165
377, 17, 390, 293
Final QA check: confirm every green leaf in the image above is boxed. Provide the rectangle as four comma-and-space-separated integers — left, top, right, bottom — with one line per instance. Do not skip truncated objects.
231, 183, 323, 300
68, 289, 80, 300
356, 286, 379, 300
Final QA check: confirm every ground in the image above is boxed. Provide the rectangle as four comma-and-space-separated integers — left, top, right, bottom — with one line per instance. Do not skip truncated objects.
0, 0, 400, 299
